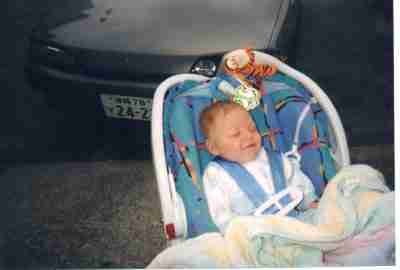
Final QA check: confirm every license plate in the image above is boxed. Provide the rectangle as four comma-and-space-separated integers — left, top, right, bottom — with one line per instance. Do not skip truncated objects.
100, 94, 152, 121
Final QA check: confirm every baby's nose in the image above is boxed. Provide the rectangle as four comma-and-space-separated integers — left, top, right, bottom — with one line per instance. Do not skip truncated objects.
242, 130, 253, 140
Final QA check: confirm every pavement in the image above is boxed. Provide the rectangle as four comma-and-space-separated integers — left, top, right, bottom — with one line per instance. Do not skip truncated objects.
0, 0, 394, 268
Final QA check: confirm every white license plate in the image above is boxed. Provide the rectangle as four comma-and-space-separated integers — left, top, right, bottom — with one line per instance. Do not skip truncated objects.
100, 94, 152, 121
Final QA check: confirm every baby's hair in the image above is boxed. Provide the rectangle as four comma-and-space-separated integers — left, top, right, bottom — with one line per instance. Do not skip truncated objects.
200, 101, 245, 138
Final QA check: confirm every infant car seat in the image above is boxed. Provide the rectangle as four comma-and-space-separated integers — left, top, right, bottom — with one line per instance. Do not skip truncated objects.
151, 51, 350, 243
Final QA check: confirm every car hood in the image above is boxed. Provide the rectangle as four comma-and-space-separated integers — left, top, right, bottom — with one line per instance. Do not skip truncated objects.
35, 0, 283, 56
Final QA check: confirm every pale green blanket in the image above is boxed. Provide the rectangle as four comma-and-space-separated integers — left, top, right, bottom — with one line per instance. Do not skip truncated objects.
147, 165, 395, 268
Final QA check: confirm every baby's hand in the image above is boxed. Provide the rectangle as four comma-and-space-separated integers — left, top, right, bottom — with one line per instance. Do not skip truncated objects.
308, 201, 319, 209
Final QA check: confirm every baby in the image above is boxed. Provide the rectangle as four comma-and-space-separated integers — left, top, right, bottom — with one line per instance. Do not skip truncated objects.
200, 101, 318, 233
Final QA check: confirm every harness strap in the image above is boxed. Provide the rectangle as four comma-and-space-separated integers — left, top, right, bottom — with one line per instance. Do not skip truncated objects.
215, 156, 298, 216
216, 158, 268, 208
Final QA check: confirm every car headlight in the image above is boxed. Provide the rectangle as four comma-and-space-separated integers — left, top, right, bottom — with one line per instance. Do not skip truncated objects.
191, 59, 217, 77
29, 41, 76, 69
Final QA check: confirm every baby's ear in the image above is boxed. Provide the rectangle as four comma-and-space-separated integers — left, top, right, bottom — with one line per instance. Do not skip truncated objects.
205, 139, 219, 156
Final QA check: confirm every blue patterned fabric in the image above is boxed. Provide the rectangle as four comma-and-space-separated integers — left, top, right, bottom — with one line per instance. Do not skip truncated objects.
261, 74, 336, 196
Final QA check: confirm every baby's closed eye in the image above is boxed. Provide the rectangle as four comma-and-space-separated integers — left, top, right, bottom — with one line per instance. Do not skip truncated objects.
228, 131, 240, 137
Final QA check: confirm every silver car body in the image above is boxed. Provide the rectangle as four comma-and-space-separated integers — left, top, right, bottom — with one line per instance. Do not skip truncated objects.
49, 0, 290, 55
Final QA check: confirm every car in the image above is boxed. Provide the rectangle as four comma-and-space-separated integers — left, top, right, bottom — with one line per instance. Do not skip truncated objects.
25, 0, 302, 145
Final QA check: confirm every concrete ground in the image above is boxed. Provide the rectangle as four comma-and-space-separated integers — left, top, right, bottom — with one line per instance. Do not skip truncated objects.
0, 0, 394, 268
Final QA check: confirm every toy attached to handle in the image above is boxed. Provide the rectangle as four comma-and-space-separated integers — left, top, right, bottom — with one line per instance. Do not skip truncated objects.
216, 48, 277, 111
223, 48, 277, 82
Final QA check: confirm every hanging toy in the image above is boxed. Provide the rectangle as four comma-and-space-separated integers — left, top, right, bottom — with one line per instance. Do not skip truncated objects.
217, 48, 277, 111
231, 78, 261, 111
223, 48, 277, 87
217, 75, 260, 111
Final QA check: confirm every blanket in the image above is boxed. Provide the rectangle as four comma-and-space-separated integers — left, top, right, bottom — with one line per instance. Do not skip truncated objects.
147, 165, 395, 268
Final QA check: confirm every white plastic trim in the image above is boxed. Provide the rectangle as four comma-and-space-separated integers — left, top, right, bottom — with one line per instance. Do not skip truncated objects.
174, 192, 188, 238
151, 73, 208, 240
293, 98, 317, 146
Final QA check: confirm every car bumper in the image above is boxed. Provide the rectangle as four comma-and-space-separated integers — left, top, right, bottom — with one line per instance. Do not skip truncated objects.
25, 63, 159, 141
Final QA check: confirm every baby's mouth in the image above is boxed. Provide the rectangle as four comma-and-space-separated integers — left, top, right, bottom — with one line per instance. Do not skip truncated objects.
243, 142, 257, 150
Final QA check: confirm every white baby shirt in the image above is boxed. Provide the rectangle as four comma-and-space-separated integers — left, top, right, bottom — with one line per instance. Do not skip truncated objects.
203, 148, 317, 233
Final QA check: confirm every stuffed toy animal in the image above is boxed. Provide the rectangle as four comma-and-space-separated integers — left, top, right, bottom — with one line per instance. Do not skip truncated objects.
223, 48, 277, 87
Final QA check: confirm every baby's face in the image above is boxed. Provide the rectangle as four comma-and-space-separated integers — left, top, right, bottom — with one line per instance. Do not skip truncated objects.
207, 107, 261, 164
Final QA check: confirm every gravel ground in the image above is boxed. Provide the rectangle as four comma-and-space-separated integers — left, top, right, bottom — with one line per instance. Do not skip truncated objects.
1, 160, 166, 268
